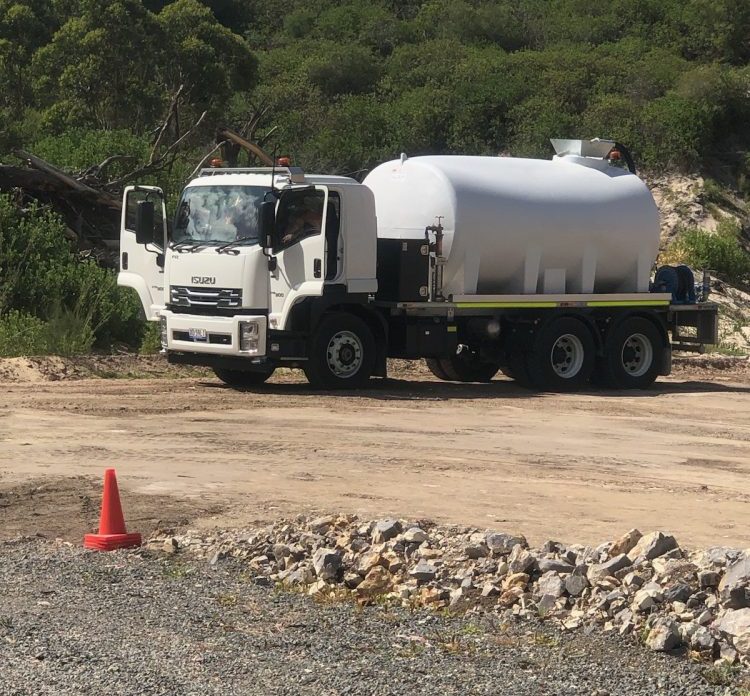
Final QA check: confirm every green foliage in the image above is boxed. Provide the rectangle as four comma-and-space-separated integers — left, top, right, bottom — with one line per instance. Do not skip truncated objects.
139, 322, 163, 355
20, 0, 255, 133
665, 219, 750, 286
0, 311, 48, 356
308, 45, 382, 97
0, 194, 144, 353
31, 129, 151, 181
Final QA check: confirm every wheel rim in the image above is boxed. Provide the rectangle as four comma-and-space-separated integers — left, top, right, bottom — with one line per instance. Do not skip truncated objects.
326, 330, 363, 378
550, 333, 585, 379
621, 333, 653, 378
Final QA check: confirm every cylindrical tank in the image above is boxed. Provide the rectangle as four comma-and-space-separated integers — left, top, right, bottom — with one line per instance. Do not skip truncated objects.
363, 155, 660, 296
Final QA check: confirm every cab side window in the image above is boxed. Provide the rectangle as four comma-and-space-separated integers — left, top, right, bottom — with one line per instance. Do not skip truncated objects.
275, 189, 325, 252
325, 193, 340, 281
125, 190, 164, 247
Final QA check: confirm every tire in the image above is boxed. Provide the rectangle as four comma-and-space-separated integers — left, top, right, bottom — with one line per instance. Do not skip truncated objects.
425, 358, 451, 381
304, 312, 375, 389
437, 346, 499, 383
504, 350, 534, 388
597, 317, 663, 390
526, 317, 595, 391
213, 367, 274, 388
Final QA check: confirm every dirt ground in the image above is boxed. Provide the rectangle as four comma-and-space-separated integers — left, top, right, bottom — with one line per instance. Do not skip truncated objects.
1, 357, 749, 549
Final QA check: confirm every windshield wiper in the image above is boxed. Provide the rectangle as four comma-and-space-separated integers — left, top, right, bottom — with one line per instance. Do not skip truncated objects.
215, 236, 258, 254
170, 240, 220, 253
170, 240, 195, 252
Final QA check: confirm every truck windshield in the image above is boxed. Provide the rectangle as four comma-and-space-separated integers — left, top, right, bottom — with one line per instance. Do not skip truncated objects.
171, 185, 266, 246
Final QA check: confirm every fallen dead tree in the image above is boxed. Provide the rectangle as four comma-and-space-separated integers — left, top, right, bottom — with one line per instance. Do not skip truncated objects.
0, 89, 275, 267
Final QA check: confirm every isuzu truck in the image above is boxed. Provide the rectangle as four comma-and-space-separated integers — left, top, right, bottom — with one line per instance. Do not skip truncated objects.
118, 139, 718, 390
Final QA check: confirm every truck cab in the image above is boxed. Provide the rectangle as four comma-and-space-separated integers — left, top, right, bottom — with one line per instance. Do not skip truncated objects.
118, 166, 381, 388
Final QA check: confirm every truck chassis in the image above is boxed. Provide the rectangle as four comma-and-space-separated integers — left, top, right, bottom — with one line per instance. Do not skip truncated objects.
167, 290, 719, 392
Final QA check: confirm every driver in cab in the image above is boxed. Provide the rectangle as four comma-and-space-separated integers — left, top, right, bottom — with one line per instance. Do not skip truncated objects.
280, 196, 323, 246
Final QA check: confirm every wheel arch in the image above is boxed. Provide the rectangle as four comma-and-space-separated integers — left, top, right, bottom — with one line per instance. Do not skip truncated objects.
606, 309, 670, 348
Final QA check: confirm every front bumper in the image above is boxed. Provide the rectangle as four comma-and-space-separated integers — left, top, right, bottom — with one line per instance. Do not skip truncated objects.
162, 310, 267, 357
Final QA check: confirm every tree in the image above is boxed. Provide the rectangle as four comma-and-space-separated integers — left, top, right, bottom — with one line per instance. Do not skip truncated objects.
31, 0, 165, 130
0, 0, 55, 112
157, 0, 256, 122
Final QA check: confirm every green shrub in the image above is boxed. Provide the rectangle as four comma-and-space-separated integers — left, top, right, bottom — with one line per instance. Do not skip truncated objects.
139, 321, 162, 355
0, 193, 145, 353
665, 219, 750, 286
0, 311, 49, 356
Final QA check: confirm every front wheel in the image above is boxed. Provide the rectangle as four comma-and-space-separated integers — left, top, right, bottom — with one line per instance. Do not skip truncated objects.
304, 313, 376, 389
596, 317, 663, 389
214, 367, 274, 388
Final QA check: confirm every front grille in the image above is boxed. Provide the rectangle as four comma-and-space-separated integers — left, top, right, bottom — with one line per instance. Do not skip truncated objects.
170, 286, 242, 310
173, 331, 232, 345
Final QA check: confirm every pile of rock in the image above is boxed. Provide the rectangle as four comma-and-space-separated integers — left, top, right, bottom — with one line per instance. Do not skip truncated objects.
151, 517, 750, 667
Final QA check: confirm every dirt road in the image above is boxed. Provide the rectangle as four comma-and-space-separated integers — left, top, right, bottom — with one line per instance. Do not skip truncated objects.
1, 359, 749, 548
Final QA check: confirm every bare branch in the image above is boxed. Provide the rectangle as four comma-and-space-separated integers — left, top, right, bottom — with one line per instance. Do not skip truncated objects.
216, 127, 274, 166
82, 155, 137, 178
149, 84, 185, 163
106, 109, 208, 188
184, 141, 227, 182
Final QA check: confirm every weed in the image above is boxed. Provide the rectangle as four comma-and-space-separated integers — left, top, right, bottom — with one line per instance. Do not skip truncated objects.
215, 593, 238, 607
162, 560, 193, 579
431, 629, 476, 657
532, 632, 560, 648
460, 622, 482, 636
701, 663, 740, 687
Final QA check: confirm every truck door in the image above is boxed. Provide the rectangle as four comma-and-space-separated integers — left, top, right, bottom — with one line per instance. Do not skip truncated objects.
118, 186, 167, 320
269, 187, 329, 327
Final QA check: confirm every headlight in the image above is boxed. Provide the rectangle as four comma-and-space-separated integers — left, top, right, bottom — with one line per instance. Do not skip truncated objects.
159, 316, 168, 348
239, 321, 260, 353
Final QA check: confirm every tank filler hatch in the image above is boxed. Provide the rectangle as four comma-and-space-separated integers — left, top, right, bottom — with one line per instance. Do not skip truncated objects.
550, 138, 616, 159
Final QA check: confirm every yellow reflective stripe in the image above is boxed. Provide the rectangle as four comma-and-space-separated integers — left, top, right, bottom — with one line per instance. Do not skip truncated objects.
454, 299, 670, 309
447, 325, 457, 332
586, 300, 669, 307
455, 302, 558, 309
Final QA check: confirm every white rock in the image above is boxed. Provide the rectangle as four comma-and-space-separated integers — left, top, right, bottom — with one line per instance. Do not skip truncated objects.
537, 572, 565, 599
715, 608, 750, 637
402, 527, 428, 544
646, 617, 680, 652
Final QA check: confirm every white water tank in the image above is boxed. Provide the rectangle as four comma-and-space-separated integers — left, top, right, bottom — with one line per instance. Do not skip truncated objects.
363, 151, 660, 296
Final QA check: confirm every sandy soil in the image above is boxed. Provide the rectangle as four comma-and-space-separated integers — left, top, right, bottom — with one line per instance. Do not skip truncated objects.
1, 358, 749, 549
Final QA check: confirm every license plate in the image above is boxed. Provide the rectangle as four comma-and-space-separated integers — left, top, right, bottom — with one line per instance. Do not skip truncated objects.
188, 328, 208, 341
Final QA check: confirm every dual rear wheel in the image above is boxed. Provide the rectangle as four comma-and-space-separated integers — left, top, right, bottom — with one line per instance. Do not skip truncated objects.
520, 315, 663, 391
426, 316, 664, 391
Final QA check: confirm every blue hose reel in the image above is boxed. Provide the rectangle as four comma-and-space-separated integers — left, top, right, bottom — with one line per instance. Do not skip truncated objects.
653, 265, 696, 304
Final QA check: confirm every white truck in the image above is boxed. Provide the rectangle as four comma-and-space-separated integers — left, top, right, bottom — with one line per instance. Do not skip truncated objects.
118, 139, 718, 391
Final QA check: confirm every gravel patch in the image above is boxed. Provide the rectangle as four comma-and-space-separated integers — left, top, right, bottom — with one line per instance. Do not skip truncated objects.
1, 540, 748, 696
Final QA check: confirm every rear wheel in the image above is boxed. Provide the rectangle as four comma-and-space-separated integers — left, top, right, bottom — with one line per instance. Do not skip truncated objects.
503, 350, 534, 388
526, 317, 595, 391
214, 367, 274, 388
304, 313, 375, 389
425, 358, 451, 381
437, 346, 499, 383
597, 317, 663, 389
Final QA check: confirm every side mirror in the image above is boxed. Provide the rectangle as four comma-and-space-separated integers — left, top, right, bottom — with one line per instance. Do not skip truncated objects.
259, 200, 276, 247
135, 200, 155, 245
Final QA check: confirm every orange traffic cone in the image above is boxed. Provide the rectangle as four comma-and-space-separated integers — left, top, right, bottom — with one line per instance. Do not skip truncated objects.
83, 469, 142, 551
